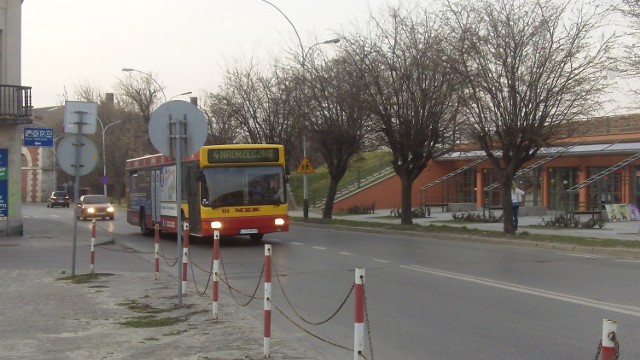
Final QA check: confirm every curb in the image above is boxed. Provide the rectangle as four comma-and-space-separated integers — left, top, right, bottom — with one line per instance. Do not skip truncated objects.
291, 220, 640, 260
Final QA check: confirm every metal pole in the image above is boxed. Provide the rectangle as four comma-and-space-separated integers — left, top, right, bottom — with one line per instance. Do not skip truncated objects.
97, 118, 122, 197
259, 1, 340, 218
71, 112, 85, 277
171, 114, 183, 305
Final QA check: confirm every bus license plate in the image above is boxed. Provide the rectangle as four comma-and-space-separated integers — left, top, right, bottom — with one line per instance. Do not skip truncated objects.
240, 229, 258, 234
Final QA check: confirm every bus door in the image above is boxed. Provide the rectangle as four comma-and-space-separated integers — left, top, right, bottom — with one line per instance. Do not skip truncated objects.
151, 169, 161, 223
187, 165, 201, 233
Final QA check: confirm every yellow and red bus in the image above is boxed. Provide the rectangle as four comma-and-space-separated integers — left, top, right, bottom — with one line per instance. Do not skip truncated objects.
126, 144, 289, 241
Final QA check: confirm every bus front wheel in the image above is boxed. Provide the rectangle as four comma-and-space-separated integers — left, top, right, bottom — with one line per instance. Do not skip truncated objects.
250, 233, 264, 242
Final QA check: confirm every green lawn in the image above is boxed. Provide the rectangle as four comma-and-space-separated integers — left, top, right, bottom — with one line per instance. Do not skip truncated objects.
288, 151, 394, 207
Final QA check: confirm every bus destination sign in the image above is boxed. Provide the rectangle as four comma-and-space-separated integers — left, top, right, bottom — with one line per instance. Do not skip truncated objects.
207, 148, 279, 164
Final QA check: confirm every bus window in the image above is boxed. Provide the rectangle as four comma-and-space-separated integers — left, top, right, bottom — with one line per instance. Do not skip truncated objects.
203, 166, 285, 208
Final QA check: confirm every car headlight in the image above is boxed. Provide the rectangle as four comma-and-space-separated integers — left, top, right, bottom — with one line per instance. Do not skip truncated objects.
107, 206, 114, 212
87, 207, 95, 214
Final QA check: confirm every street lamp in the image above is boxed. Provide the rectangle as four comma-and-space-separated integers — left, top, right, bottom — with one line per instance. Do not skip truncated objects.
260, 0, 340, 218
170, 91, 192, 101
96, 117, 122, 196
121, 67, 167, 102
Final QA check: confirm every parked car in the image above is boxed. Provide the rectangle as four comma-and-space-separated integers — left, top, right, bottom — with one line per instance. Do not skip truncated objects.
76, 194, 115, 221
47, 191, 70, 208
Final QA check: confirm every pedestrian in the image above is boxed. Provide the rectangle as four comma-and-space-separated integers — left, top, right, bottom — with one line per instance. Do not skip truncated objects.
511, 181, 525, 230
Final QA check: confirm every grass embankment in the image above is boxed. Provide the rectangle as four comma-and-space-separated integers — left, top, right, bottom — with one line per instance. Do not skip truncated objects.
288, 151, 393, 206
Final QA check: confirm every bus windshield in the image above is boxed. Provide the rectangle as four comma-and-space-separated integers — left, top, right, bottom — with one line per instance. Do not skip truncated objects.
201, 165, 285, 208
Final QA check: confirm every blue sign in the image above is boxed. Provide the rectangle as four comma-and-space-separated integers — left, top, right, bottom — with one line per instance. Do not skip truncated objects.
0, 149, 7, 220
23, 127, 54, 147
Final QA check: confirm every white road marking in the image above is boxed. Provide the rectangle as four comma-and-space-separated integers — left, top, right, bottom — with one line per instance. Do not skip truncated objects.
401, 264, 640, 317
563, 253, 600, 259
617, 259, 640, 263
374, 258, 390, 263
339, 251, 352, 256
312, 246, 327, 250
289, 242, 304, 246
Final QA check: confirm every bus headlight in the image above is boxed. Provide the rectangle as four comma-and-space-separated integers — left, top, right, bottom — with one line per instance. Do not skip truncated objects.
274, 218, 285, 226
211, 221, 222, 229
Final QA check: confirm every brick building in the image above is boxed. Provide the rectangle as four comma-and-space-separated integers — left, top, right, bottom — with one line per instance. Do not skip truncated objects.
332, 114, 640, 217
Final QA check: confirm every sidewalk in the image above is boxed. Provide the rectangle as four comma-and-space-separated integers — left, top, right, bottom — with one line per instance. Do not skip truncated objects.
0, 232, 325, 360
290, 208, 640, 242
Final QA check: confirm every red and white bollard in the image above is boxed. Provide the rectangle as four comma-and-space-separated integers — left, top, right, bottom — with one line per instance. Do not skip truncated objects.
89, 220, 96, 274
264, 244, 272, 358
600, 319, 618, 360
212, 230, 220, 319
154, 224, 160, 280
354, 267, 365, 360
181, 222, 189, 295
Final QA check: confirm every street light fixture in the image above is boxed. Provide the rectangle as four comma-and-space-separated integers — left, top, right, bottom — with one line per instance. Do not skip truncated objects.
121, 67, 167, 102
96, 117, 122, 196
260, 0, 340, 218
170, 91, 192, 101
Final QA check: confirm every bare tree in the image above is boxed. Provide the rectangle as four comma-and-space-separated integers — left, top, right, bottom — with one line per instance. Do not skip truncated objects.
444, 0, 617, 234
305, 52, 373, 218
616, 0, 640, 88
200, 92, 242, 145
343, 5, 460, 225
72, 80, 104, 103
115, 72, 165, 155
214, 61, 299, 159
116, 72, 164, 125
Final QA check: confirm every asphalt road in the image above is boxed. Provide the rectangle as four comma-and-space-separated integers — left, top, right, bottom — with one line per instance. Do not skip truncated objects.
18, 204, 640, 359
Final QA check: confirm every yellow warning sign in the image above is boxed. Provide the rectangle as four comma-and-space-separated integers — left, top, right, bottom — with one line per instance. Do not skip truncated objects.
296, 156, 315, 174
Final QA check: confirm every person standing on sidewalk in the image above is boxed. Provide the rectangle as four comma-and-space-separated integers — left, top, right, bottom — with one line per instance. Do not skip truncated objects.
511, 182, 525, 230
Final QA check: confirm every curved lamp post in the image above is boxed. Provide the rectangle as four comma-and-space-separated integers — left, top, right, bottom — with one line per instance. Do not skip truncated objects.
260, 0, 340, 218
96, 117, 122, 196
170, 91, 192, 101
121, 67, 168, 102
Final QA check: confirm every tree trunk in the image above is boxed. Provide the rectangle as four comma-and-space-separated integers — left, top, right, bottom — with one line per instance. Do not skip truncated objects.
322, 178, 339, 219
400, 175, 413, 225
501, 175, 516, 234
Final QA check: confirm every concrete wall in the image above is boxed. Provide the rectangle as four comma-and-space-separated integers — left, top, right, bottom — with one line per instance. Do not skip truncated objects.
0, 0, 23, 236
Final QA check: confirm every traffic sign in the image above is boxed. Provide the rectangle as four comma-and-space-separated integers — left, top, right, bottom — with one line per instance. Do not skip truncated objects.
56, 134, 98, 176
23, 128, 54, 147
149, 100, 207, 159
296, 156, 315, 174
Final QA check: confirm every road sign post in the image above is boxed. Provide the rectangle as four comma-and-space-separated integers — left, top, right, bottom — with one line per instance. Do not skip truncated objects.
149, 100, 206, 305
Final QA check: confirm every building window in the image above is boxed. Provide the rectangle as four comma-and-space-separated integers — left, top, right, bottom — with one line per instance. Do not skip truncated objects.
548, 167, 578, 211
587, 167, 624, 210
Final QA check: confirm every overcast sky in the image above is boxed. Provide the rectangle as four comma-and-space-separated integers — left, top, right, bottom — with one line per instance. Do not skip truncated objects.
21, 0, 640, 116
21, 0, 394, 108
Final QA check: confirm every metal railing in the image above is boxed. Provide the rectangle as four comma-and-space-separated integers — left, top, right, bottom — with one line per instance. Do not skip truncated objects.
0, 85, 32, 119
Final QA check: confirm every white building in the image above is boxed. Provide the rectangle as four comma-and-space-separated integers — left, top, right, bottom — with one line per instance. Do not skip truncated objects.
1, 0, 32, 236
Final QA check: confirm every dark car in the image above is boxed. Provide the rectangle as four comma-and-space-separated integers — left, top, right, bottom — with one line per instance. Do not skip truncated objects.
76, 194, 115, 221
47, 191, 70, 208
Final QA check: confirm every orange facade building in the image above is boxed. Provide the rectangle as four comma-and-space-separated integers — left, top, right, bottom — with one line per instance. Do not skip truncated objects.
332, 114, 640, 216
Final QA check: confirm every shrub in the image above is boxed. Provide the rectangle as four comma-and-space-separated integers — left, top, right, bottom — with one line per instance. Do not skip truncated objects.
390, 206, 428, 218
538, 212, 605, 229
451, 211, 503, 223
342, 202, 376, 215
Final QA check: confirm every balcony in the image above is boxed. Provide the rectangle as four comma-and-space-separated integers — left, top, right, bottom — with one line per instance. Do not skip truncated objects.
0, 85, 32, 124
